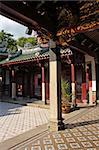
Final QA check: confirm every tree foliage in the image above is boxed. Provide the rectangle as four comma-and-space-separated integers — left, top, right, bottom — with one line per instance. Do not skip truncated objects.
17, 37, 37, 47
0, 30, 18, 53
0, 30, 37, 53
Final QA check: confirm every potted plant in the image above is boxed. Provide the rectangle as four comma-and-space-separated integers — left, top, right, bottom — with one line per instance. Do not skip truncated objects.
61, 79, 71, 113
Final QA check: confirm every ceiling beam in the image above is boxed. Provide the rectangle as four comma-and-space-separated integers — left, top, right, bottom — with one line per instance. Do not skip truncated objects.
69, 40, 95, 57
0, 3, 40, 30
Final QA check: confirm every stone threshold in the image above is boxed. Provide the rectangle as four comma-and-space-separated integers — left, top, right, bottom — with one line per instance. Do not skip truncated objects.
0, 124, 48, 150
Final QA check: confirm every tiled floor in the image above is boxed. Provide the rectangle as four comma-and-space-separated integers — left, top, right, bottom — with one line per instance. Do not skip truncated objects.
0, 102, 49, 142
12, 105, 99, 150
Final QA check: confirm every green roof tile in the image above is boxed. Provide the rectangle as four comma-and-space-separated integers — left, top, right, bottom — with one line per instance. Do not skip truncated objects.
0, 48, 49, 65
0, 47, 72, 65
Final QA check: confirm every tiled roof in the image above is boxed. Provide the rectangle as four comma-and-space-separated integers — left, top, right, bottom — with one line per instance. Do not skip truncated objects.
0, 47, 72, 66
0, 48, 49, 65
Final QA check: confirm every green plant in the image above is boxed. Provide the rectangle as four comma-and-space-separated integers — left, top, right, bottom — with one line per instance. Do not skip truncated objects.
61, 79, 71, 105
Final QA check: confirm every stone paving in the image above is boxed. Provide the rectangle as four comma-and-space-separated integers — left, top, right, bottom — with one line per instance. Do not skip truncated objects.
0, 102, 49, 142
11, 105, 99, 150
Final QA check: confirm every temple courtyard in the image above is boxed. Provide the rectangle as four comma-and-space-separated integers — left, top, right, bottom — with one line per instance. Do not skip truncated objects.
0, 102, 99, 150
0, 102, 49, 143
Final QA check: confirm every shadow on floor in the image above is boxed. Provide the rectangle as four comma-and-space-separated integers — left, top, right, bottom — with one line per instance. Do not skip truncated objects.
65, 119, 99, 129
0, 102, 22, 117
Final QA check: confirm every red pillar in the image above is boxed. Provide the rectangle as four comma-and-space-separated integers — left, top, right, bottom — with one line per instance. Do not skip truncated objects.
82, 64, 87, 103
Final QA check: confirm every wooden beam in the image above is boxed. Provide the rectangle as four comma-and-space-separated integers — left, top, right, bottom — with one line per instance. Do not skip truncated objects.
0, 3, 40, 30
0, 2, 53, 35
69, 40, 95, 57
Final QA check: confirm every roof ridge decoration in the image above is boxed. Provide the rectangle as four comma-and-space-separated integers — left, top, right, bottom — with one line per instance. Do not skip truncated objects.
6, 50, 22, 61
4, 45, 49, 62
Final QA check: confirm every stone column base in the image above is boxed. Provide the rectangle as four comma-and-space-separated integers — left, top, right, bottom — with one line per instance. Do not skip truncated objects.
82, 100, 87, 104
71, 83, 76, 107
42, 82, 45, 103
92, 91, 96, 104
49, 119, 64, 131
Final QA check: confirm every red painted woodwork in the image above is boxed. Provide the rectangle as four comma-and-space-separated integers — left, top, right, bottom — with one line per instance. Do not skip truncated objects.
89, 81, 92, 88
82, 65, 87, 103
82, 83, 87, 102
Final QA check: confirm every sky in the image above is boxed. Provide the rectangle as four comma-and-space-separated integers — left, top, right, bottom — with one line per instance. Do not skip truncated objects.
0, 15, 37, 40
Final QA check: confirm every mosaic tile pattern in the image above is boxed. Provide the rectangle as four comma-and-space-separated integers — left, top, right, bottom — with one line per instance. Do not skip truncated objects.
0, 102, 49, 142
11, 105, 99, 150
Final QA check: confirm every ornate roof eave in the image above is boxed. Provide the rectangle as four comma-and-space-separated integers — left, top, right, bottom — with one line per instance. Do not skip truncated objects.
0, 1, 98, 39
57, 21, 99, 41
1, 56, 49, 67
0, 48, 73, 66
0, 0, 98, 60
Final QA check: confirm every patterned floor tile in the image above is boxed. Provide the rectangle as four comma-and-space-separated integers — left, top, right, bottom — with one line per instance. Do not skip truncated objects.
78, 128, 88, 131
93, 141, 99, 146
31, 145, 41, 150
73, 132, 82, 136
63, 133, 72, 137
43, 135, 51, 139
54, 138, 64, 144
77, 136, 87, 141
44, 145, 55, 150
81, 141, 93, 148
43, 139, 52, 145
32, 140, 40, 146
52, 133, 61, 139
87, 135, 98, 140
57, 143, 68, 150
92, 131, 99, 135
66, 137, 76, 142
83, 131, 92, 135
0, 102, 48, 142
70, 128, 79, 132
1, 103, 99, 150
70, 142, 81, 148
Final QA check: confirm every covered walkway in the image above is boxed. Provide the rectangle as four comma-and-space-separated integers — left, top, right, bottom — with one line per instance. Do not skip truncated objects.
0, 1, 99, 131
